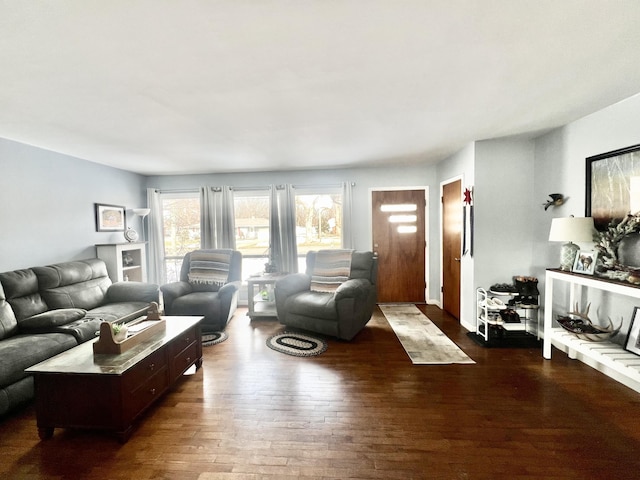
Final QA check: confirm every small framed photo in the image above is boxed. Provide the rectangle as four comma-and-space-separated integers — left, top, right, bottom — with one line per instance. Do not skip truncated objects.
625, 307, 640, 356
95, 203, 126, 232
572, 250, 598, 275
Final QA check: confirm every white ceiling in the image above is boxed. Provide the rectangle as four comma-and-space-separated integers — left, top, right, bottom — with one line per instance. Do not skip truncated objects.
2, 1, 640, 176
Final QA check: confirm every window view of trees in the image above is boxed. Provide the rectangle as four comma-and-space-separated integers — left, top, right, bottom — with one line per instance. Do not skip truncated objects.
234, 192, 270, 278
295, 193, 342, 254
159, 189, 344, 282
162, 194, 200, 282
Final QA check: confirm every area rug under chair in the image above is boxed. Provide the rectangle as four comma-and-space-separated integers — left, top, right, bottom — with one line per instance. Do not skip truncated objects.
380, 304, 475, 365
266, 331, 328, 357
202, 331, 228, 346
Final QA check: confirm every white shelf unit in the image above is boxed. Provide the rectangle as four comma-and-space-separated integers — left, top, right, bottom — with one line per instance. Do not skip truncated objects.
96, 242, 147, 283
543, 268, 640, 393
476, 287, 539, 342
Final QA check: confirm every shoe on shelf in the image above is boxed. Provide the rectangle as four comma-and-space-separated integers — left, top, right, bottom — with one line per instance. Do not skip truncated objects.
490, 297, 507, 309
500, 308, 521, 323
481, 313, 504, 325
489, 283, 518, 294
480, 298, 506, 310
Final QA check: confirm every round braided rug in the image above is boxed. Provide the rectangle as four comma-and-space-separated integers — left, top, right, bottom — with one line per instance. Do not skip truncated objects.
202, 331, 228, 346
266, 331, 328, 357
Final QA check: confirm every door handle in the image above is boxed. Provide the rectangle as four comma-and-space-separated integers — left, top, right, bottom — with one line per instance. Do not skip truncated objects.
454, 258, 461, 262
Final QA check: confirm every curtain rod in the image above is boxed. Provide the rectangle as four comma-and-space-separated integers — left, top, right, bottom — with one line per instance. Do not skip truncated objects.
155, 182, 355, 194
154, 188, 199, 194
292, 182, 354, 189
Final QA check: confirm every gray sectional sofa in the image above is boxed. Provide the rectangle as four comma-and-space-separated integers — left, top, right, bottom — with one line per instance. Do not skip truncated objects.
0, 258, 159, 416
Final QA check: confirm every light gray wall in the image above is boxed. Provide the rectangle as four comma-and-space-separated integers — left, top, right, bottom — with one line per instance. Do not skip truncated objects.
533, 92, 640, 342
0, 138, 146, 271
474, 138, 535, 288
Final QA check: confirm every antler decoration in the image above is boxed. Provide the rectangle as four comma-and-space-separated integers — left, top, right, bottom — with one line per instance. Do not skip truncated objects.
557, 302, 622, 341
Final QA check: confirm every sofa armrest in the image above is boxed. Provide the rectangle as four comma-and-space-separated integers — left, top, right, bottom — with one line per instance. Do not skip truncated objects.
106, 282, 159, 304
218, 280, 240, 299
274, 273, 311, 321
160, 281, 193, 313
335, 278, 372, 302
275, 273, 311, 299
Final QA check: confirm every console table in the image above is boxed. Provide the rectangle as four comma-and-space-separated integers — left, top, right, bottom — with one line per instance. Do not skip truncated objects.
544, 269, 640, 393
26, 316, 203, 442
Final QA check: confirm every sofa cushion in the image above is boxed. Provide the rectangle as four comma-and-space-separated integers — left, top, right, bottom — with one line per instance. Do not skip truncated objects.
0, 282, 18, 340
0, 269, 48, 321
285, 290, 337, 320
34, 260, 111, 311
18, 308, 87, 333
84, 302, 150, 323
171, 292, 221, 318
0, 333, 77, 388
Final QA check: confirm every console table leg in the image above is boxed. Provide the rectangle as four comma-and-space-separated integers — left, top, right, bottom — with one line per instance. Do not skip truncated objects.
38, 427, 54, 440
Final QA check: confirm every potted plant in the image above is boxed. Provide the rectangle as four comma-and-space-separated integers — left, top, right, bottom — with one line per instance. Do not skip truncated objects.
112, 322, 128, 343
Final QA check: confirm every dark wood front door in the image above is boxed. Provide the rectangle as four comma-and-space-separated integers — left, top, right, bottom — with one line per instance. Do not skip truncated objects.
372, 189, 426, 303
442, 180, 461, 319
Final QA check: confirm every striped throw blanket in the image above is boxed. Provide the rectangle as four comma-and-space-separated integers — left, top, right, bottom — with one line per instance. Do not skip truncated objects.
310, 249, 353, 293
188, 251, 231, 286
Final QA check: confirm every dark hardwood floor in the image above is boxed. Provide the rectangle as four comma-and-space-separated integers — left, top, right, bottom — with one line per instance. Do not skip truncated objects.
2, 305, 639, 479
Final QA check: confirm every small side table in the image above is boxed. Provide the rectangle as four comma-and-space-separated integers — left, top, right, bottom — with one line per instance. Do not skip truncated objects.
247, 273, 288, 319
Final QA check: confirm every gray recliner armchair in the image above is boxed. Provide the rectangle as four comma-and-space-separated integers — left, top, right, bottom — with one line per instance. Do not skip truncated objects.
161, 249, 242, 332
274, 250, 377, 340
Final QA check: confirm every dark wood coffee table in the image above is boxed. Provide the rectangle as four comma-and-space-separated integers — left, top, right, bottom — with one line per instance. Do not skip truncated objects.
25, 316, 203, 442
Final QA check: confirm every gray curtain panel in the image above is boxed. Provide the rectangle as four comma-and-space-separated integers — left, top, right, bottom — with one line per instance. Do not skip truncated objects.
200, 186, 236, 250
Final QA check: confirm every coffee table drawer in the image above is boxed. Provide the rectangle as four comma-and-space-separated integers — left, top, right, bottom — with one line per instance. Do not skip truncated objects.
170, 341, 199, 380
123, 348, 167, 392
127, 367, 169, 419
169, 325, 198, 355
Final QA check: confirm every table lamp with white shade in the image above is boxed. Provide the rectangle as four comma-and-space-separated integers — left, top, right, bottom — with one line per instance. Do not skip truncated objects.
548, 216, 595, 271
132, 208, 151, 241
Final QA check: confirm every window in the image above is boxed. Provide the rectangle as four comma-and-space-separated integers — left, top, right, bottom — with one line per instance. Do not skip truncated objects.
161, 193, 200, 283
295, 190, 343, 271
234, 190, 270, 279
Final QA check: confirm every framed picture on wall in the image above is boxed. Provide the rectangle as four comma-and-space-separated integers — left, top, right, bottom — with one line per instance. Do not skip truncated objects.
586, 143, 640, 231
95, 203, 126, 232
625, 307, 640, 356
572, 250, 598, 275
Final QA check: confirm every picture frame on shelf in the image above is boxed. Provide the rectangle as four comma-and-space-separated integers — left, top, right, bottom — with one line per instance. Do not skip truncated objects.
95, 203, 126, 232
586, 143, 640, 231
624, 307, 640, 356
572, 250, 598, 275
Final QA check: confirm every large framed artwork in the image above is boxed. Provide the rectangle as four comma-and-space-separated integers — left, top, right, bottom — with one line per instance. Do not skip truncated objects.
586, 144, 640, 231
95, 203, 126, 232
625, 307, 640, 356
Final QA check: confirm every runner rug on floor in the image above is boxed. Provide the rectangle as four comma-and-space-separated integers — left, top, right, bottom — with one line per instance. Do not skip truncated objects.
380, 304, 475, 365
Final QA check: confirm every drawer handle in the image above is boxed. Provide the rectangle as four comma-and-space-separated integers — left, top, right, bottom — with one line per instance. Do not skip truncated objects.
148, 363, 155, 371
184, 337, 191, 343
185, 357, 191, 363
150, 388, 156, 395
